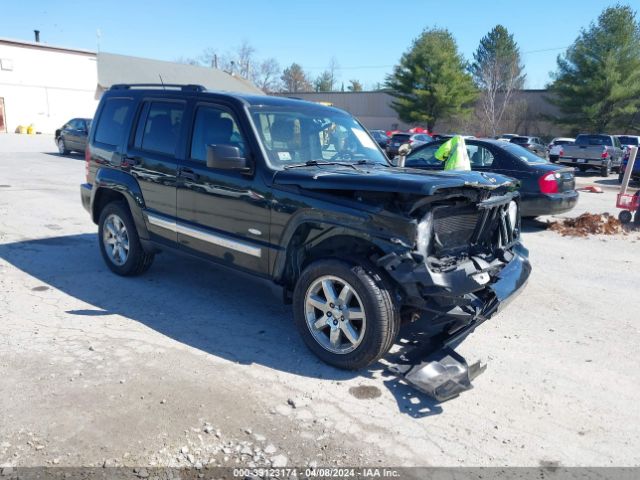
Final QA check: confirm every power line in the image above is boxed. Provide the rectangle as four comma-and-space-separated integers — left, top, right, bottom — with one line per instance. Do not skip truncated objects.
304, 46, 570, 71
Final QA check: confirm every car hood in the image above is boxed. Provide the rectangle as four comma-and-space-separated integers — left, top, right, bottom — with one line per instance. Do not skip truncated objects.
273, 164, 516, 195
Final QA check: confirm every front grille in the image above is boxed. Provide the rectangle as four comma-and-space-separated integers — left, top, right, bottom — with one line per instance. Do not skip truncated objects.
430, 195, 517, 255
432, 205, 480, 252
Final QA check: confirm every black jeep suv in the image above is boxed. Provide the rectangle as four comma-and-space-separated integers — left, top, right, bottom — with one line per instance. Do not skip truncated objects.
81, 84, 530, 370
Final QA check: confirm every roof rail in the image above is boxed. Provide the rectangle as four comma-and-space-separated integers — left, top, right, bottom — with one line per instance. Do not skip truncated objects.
109, 84, 207, 92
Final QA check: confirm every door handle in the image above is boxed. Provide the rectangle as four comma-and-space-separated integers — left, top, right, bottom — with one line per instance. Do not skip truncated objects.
179, 168, 199, 181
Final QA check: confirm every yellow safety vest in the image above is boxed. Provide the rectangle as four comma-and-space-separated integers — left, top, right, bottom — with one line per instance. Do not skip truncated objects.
435, 135, 471, 171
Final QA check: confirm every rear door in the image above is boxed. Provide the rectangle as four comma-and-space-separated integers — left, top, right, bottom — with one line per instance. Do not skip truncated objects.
125, 99, 186, 245
176, 101, 270, 275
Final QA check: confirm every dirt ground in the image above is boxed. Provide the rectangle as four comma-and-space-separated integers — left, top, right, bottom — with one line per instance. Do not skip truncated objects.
1, 134, 639, 469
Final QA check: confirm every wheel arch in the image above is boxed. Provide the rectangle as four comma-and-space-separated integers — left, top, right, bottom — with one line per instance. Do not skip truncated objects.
91, 168, 150, 241
273, 218, 400, 299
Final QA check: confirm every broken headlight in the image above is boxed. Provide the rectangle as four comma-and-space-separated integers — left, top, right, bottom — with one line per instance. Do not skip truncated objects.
416, 211, 433, 258
507, 200, 518, 231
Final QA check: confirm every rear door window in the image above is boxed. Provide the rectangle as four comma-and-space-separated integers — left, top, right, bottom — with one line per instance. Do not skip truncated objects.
94, 98, 134, 147
137, 102, 185, 156
467, 144, 494, 168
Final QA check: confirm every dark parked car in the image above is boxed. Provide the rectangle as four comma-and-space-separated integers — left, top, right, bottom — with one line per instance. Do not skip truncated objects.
80, 84, 530, 370
404, 139, 578, 218
369, 129, 389, 149
386, 132, 433, 158
55, 118, 92, 154
509, 136, 547, 158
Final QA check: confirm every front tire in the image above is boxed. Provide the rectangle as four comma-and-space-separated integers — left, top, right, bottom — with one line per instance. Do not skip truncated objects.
98, 201, 154, 276
293, 259, 399, 370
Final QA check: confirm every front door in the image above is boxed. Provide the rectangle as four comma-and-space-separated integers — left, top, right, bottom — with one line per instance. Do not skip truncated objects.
176, 102, 271, 275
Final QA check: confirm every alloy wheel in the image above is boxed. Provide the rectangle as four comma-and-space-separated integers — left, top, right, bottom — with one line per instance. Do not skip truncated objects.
304, 275, 366, 354
102, 213, 130, 266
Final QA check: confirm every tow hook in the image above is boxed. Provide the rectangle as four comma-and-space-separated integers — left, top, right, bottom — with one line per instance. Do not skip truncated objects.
388, 347, 486, 402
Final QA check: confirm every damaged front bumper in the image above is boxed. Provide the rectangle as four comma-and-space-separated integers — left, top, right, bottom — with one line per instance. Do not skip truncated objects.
380, 243, 530, 401
378, 242, 531, 348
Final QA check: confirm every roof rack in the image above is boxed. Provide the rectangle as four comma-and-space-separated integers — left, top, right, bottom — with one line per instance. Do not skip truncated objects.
109, 84, 207, 92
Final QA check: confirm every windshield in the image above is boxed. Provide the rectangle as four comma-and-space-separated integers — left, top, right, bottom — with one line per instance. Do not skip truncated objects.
510, 137, 530, 144
249, 104, 388, 168
618, 136, 639, 146
501, 143, 549, 164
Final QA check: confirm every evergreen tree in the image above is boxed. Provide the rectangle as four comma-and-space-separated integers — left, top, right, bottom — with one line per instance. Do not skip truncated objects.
549, 5, 640, 132
386, 28, 477, 131
281, 63, 312, 93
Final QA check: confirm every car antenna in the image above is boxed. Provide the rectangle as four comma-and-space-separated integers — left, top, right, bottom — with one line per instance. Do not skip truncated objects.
158, 74, 165, 90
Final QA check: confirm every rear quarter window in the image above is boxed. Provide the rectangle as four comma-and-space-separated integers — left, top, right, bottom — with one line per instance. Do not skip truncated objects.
94, 98, 134, 147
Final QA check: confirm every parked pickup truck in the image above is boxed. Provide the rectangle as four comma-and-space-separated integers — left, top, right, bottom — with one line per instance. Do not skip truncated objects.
557, 134, 623, 177
80, 83, 531, 370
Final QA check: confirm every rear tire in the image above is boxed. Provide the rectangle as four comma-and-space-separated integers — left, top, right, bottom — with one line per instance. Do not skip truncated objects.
98, 201, 154, 276
57, 138, 69, 155
619, 210, 632, 224
292, 259, 399, 370
600, 161, 611, 177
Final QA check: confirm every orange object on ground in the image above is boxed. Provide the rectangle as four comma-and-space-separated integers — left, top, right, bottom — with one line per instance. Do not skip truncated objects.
578, 185, 603, 193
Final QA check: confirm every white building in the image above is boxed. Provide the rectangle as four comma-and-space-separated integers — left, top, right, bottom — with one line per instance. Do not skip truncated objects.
0, 37, 263, 135
0, 38, 98, 134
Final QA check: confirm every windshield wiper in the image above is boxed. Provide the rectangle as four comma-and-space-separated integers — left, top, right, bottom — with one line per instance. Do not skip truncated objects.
284, 160, 361, 170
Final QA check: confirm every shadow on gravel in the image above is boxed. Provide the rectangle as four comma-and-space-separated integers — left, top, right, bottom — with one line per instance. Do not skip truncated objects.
520, 218, 549, 233
593, 178, 621, 187
0, 233, 438, 416
42, 152, 85, 161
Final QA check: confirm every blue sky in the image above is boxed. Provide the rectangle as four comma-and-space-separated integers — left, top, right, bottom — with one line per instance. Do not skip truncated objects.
2, 0, 634, 89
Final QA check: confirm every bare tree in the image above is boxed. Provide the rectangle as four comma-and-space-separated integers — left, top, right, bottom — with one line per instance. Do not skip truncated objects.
174, 56, 201, 66
327, 57, 340, 91
470, 26, 525, 136
197, 42, 256, 79
236, 40, 256, 79
347, 79, 363, 92
252, 58, 281, 93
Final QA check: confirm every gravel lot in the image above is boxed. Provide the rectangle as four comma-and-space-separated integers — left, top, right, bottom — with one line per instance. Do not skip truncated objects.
1, 134, 639, 468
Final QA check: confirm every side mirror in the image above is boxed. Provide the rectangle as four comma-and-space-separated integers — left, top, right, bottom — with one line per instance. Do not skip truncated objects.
396, 143, 412, 167
206, 144, 249, 171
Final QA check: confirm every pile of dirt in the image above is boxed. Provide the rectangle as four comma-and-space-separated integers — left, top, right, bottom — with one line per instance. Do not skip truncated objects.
548, 213, 625, 237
